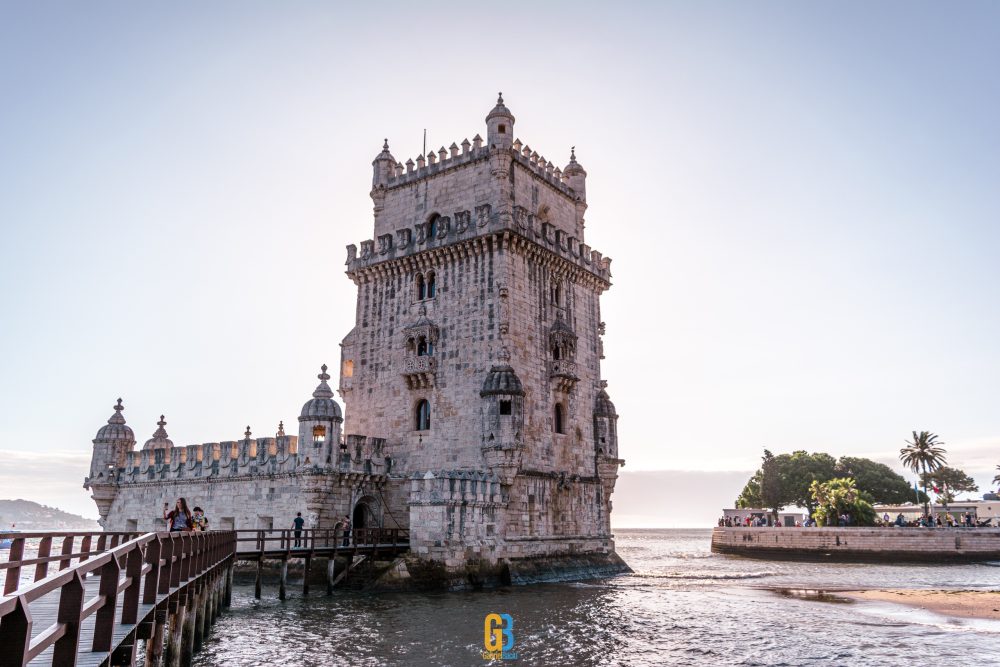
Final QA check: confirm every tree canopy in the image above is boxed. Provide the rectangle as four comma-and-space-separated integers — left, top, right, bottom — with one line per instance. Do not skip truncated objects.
735, 449, 927, 512
919, 466, 978, 504
810, 477, 876, 527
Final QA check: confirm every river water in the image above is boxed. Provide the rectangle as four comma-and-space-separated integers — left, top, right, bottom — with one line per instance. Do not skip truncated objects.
192, 529, 1000, 666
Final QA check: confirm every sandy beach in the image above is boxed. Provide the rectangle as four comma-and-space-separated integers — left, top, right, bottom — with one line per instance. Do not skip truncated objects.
839, 589, 1000, 620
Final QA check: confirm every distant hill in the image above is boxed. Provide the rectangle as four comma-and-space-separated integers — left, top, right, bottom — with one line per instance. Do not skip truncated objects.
0, 499, 100, 531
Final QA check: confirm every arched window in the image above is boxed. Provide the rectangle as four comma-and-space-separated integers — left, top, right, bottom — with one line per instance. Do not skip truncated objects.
554, 402, 565, 434
426, 271, 436, 298
415, 400, 431, 431
312, 425, 326, 444
417, 336, 428, 356
416, 274, 426, 300
552, 344, 561, 360
551, 281, 561, 307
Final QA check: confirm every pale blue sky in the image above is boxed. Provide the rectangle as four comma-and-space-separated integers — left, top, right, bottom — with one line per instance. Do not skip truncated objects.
1, 2, 998, 520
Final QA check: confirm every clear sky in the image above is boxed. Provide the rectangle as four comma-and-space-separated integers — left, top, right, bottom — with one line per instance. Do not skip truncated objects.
1, 2, 998, 522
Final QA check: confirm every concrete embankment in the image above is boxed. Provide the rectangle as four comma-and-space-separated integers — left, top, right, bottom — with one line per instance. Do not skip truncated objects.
711, 527, 1000, 563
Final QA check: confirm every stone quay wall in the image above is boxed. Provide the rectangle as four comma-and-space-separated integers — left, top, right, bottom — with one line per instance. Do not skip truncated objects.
711, 527, 1000, 562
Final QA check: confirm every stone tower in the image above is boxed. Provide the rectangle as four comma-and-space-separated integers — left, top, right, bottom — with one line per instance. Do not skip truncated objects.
341, 95, 627, 577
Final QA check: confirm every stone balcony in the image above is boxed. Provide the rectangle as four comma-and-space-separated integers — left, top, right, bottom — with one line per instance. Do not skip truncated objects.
403, 355, 437, 389
549, 359, 578, 393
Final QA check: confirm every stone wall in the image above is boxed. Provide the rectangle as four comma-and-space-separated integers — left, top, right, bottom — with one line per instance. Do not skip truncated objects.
711, 527, 1000, 562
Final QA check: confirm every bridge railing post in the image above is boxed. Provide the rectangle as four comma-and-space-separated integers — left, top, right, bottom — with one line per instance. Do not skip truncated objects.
92, 549, 122, 652
121, 542, 145, 624
33, 536, 52, 583
52, 570, 85, 665
2, 537, 25, 595
144, 535, 163, 605
58, 535, 74, 571
0, 594, 31, 667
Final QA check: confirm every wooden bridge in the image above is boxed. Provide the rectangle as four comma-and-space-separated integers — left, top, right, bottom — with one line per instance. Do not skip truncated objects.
234, 527, 410, 599
0, 527, 409, 666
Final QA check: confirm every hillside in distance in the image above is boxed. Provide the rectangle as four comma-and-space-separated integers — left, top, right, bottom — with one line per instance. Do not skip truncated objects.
0, 499, 100, 531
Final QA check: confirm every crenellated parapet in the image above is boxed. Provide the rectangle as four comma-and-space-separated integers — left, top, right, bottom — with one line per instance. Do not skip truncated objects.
346, 206, 612, 283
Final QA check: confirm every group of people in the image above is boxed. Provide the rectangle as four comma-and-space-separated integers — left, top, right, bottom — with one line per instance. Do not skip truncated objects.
718, 509, 992, 529
162, 498, 209, 532
876, 511, 986, 528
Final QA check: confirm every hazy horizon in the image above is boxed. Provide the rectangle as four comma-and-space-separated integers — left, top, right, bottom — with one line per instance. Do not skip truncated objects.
2, 2, 998, 525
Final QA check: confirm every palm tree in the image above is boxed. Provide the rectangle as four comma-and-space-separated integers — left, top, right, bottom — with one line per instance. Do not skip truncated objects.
993, 464, 1000, 489
899, 431, 947, 518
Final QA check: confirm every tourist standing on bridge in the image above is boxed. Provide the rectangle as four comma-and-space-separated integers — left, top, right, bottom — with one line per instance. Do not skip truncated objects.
293, 512, 305, 547
163, 498, 193, 532
192, 506, 209, 532
342, 515, 351, 547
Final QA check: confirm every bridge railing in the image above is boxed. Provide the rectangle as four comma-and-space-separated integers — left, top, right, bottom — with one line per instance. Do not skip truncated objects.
235, 527, 409, 554
0, 531, 143, 596
0, 531, 235, 667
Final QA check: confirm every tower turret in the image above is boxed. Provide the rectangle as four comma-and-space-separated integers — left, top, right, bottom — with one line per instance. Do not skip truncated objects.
480, 347, 525, 485
84, 398, 135, 526
371, 139, 396, 187
298, 364, 344, 465
485, 93, 515, 150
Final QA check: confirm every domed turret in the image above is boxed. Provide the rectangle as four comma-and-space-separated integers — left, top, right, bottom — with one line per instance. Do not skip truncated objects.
142, 415, 173, 451
95, 398, 135, 443
594, 389, 617, 417
480, 348, 525, 397
485, 93, 515, 150
564, 146, 587, 200
593, 384, 619, 458
371, 138, 396, 187
298, 364, 344, 462
300, 364, 343, 421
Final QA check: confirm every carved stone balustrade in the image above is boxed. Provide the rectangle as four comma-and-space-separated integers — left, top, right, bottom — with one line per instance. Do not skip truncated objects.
403, 355, 437, 389
549, 359, 578, 393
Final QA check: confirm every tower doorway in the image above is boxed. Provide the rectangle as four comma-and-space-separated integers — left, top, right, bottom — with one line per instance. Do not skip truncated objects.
353, 504, 367, 530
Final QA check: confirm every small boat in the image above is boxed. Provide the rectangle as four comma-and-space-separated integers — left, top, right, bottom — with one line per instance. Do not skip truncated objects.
0, 527, 18, 549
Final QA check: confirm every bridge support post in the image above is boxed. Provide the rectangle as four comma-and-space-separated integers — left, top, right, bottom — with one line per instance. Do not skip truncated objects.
303, 555, 311, 596
182, 590, 197, 666
224, 563, 233, 608
326, 556, 336, 594
194, 584, 207, 651
146, 608, 167, 667
254, 560, 262, 600
165, 603, 186, 667
279, 559, 288, 601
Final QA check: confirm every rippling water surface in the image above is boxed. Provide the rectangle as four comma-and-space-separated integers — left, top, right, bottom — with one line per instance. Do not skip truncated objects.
193, 529, 1000, 666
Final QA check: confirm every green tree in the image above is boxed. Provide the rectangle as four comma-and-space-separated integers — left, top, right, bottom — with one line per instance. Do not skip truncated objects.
993, 464, 1000, 489
836, 456, 929, 505
736, 449, 788, 520
899, 431, 947, 517
920, 466, 978, 505
810, 477, 876, 527
781, 451, 836, 514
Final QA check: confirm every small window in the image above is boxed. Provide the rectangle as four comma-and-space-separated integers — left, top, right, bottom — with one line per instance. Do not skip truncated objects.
342, 359, 354, 378
498, 124, 506, 134
416, 274, 426, 300
551, 282, 561, 307
417, 336, 430, 356
499, 400, 512, 416
426, 271, 436, 298
416, 399, 431, 431
554, 403, 565, 434
552, 344, 561, 360
313, 425, 326, 444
